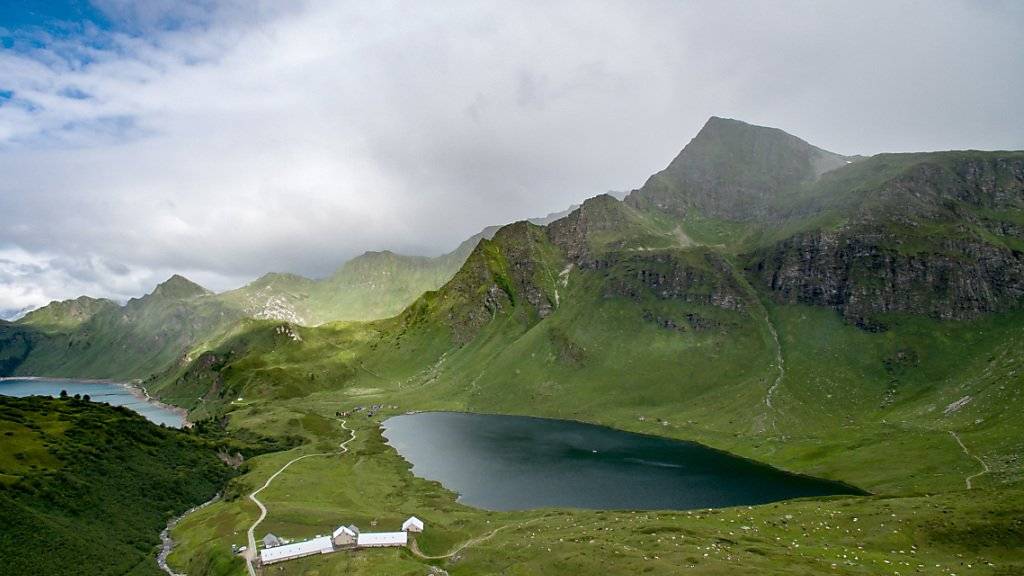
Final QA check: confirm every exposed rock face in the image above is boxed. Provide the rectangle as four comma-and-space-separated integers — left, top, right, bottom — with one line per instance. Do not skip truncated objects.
433, 221, 561, 342
168, 349, 227, 403
750, 229, 1024, 327
547, 194, 636, 263
225, 273, 312, 324
546, 194, 747, 333
842, 156, 1024, 221
750, 154, 1024, 328
944, 156, 1024, 208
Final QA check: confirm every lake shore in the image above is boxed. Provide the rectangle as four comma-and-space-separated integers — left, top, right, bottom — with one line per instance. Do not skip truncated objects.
123, 381, 192, 428
0, 376, 190, 427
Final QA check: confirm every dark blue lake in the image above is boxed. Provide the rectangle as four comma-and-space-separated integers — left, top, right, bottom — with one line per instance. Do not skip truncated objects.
0, 378, 186, 427
382, 412, 862, 511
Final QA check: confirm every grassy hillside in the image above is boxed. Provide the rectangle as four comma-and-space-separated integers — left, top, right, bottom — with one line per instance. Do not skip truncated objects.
16, 296, 117, 334
164, 386, 1024, 576
217, 248, 472, 326
8, 275, 247, 380
0, 395, 235, 576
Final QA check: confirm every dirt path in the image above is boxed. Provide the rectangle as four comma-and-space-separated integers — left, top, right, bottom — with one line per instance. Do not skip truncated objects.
949, 430, 990, 490
408, 519, 539, 561
244, 420, 356, 576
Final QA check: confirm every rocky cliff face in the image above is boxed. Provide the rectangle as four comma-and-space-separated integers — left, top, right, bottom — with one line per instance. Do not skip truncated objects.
546, 194, 641, 263
749, 154, 1024, 328
750, 230, 1024, 328
428, 221, 562, 342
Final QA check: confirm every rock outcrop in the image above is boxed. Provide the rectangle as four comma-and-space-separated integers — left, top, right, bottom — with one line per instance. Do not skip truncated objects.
428, 221, 562, 342
750, 230, 1024, 328
749, 154, 1024, 327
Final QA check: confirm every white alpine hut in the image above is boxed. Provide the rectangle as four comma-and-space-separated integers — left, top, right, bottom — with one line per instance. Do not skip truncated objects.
401, 516, 424, 533
356, 531, 408, 548
259, 536, 333, 565
332, 524, 358, 547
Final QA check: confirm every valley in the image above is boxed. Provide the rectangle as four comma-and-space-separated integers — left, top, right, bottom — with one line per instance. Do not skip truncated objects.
3, 117, 1023, 575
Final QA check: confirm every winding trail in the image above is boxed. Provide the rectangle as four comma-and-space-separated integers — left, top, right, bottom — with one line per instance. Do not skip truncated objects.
949, 430, 990, 490
720, 255, 784, 435
761, 307, 785, 434
244, 420, 356, 576
408, 519, 540, 561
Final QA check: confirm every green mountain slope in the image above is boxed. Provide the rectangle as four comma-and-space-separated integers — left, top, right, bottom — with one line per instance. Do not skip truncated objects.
0, 204, 581, 384
218, 207, 579, 326
215, 251, 467, 326
0, 395, 234, 576
16, 296, 117, 334
6, 275, 246, 380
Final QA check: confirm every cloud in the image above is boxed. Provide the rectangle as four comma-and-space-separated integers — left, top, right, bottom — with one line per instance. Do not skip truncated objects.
0, 0, 1022, 315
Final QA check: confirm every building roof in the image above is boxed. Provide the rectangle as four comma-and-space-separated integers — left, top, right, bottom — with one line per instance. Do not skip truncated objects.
402, 516, 424, 530
259, 536, 333, 564
357, 531, 408, 546
332, 525, 358, 538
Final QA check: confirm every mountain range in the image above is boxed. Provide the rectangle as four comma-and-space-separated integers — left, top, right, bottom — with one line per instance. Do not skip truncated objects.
0, 206, 576, 381
134, 117, 1024, 490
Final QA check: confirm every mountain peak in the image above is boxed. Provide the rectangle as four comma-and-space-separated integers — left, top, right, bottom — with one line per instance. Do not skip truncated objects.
625, 117, 851, 220
150, 274, 210, 300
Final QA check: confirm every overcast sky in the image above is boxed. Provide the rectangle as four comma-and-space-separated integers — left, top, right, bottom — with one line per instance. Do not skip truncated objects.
1, 0, 1022, 317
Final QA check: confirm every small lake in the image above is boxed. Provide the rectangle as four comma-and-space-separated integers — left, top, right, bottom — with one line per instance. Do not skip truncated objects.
0, 378, 186, 428
383, 412, 862, 511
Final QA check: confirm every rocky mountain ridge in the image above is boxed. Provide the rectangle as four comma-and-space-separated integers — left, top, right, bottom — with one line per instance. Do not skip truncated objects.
4, 117, 1022, 389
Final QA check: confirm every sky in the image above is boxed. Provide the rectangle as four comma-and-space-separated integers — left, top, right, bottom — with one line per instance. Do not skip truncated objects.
1, 0, 1022, 318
